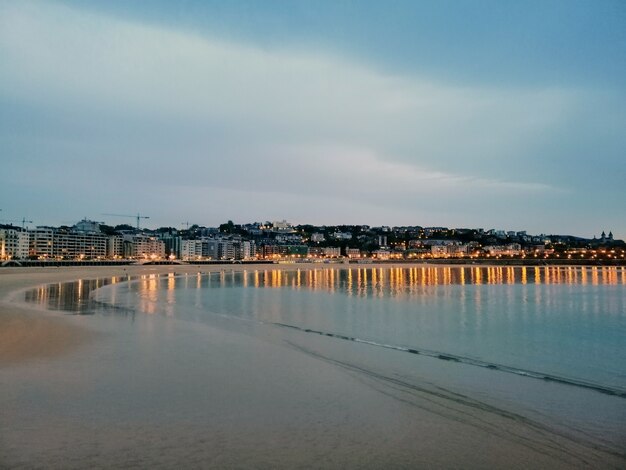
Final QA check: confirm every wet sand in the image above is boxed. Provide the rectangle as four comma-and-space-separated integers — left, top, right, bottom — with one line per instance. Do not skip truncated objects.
1, 264, 625, 468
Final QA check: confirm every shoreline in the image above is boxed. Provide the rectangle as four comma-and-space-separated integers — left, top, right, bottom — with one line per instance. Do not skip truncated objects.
2, 262, 623, 367
3, 257, 626, 268
2, 264, 625, 468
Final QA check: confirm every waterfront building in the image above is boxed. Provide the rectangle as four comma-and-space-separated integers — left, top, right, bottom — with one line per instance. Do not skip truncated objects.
181, 239, 203, 261
372, 249, 390, 260
323, 247, 341, 258
218, 239, 236, 259
0, 227, 30, 260
107, 236, 124, 258
241, 240, 256, 260
308, 247, 324, 258
344, 248, 361, 258
262, 244, 308, 259
124, 234, 165, 259
160, 233, 182, 259
431, 245, 448, 257
483, 243, 522, 256
29, 226, 108, 259
202, 238, 219, 259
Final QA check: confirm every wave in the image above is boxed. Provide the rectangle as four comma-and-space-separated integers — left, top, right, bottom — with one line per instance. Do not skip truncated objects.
271, 322, 626, 399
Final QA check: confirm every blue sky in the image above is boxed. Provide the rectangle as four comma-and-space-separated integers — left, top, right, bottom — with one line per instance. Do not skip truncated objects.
1, 0, 625, 237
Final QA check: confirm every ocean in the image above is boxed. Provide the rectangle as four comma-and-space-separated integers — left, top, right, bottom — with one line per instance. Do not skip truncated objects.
10, 265, 626, 468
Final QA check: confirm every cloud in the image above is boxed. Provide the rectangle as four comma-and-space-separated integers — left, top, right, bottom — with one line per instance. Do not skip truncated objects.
0, 1, 622, 236
0, 0, 576, 176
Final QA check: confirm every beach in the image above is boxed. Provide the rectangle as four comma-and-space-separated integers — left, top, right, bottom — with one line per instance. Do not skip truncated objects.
1, 264, 625, 469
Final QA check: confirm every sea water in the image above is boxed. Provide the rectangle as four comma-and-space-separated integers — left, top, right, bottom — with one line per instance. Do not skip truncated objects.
14, 265, 626, 467
92, 266, 626, 393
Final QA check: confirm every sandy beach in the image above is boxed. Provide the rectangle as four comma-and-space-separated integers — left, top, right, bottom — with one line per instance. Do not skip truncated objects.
1, 264, 624, 469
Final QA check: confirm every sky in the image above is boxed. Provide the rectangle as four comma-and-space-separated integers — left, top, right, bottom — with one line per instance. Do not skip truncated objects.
1, 0, 625, 238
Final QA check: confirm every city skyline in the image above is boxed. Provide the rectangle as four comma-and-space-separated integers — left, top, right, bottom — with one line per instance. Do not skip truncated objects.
1, 1, 625, 239
0, 212, 620, 241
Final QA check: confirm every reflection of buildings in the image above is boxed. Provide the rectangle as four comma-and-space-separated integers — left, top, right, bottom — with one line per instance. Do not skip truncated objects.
248, 266, 625, 295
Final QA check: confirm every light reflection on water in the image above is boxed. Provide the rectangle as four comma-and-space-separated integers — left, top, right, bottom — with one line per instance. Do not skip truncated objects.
24, 266, 626, 389
96, 265, 625, 390
24, 266, 626, 315
24, 275, 130, 313
134, 265, 625, 299
9, 265, 626, 470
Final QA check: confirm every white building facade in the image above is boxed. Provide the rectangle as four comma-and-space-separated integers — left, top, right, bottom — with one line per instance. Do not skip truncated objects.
0, 227, 30, 260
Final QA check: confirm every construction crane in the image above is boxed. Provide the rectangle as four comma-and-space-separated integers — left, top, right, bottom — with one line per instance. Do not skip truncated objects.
0, 217, 33, 229
102, 213, 150, 230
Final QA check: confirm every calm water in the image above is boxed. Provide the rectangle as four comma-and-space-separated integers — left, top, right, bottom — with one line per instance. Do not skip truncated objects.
87, 266, 626, 394
17, 265, 626, 467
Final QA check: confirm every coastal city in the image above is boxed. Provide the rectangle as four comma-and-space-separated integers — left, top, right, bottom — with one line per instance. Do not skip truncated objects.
1, 215, 624, 264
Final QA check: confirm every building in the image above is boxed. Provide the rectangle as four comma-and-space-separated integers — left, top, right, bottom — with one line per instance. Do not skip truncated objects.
323, 247, 341, 258
0, 227, 30, 260
107, 236, 124, 258
124, 234, 165, 259
29, 226, 108, 259
181, 239, 203, 260
331, 231, 352, 241
275, 233, 303, 244
72, 219, 101, 233
372, 249, 390, 260
344, 248, 361, 258
262, 244, 308, 259
272, 220, 293, 232
483, 243, 522, 256
218, 239, 236, 259
160, 233, 182, 259
241, 240, 256, 260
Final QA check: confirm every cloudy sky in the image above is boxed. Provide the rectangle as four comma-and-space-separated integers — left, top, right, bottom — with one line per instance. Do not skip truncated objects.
1, 0, 625, 237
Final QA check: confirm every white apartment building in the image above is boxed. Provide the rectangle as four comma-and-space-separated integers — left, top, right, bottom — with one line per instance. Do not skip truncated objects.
124, 234, 165, 259
0, 227, 30, 260
323, 247, 341, 258
242, 240, 256, 260
331, 232, 352, 240
272, 220, 293, 232
181, 239, 203, 260
29, 227, 108, 259
108, 236, 124, 258
483, 243, 522, 256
